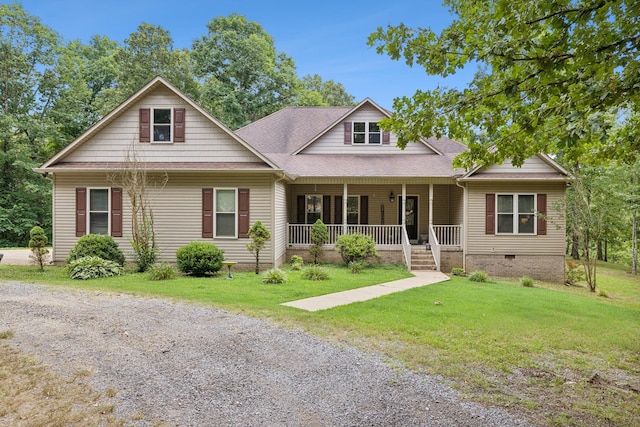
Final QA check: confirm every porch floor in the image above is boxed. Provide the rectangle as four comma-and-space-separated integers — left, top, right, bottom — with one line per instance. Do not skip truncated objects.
281, 271, 450, 312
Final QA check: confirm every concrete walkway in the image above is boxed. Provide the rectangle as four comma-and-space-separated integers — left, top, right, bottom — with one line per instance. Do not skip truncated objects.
0, 249, 32, 266
282, 270, 450, 312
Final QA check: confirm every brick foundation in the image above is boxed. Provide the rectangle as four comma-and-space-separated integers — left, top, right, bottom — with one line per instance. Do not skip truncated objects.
465, 254, 565, 283
285, 248, 404, 265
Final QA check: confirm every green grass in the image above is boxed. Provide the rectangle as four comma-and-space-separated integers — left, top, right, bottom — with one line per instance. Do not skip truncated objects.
1, 261, 638, 426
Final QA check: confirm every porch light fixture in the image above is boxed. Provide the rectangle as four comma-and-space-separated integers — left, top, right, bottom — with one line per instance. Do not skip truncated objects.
389, 191, 395, 203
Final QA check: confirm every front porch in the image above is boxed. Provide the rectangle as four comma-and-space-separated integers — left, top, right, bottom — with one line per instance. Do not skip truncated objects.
287, 223, 463, 271
285, 181, 464, 271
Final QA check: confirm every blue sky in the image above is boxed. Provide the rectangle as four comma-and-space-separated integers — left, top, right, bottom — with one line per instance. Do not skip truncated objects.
20, 0, 472, 109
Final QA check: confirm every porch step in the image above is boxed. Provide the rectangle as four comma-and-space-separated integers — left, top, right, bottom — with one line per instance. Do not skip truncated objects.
410, 246, 437, 271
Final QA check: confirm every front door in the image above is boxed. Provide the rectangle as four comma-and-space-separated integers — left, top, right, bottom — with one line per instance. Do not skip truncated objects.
399, 196, 418, 241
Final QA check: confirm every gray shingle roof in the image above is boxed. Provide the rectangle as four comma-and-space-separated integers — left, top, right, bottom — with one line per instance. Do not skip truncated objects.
236, 105, 467, 178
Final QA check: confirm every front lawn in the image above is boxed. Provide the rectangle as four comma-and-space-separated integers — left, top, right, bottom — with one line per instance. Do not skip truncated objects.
1, 261, 638, 426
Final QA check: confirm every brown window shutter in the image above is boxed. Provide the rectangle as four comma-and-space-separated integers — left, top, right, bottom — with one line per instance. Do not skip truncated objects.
334, 195, 343, 225
343, 122, 352, 144
139, 108, 150, 142
486, 193, 496, 235
537, 193, 547, 235
202, 188, 213, 238
297, 195, 305, 223
173, 108, 185, 142
238, 188, 250, 238
360, 196, 369, 225
76, 188, 87, 237
382, 130, 391, 145
322, 195, 331, 223
111, 188, 123, 237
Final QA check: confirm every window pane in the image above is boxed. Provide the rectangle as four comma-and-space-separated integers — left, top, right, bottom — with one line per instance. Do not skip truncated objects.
497, 214, 513, 233
368, 122, 380, 132
497, 195, 513, 213
519, 214, 534, 233
307, 212, 321, 224
217, 190, 235, 212
518, 195, 534, 213
90, 212, 109, 234
353, 133, 365, 143
90, 189, 108, 211
353, 122, 365, 132
216, 213, 235, 236
369, 133, 381, 144
306, 196, 321, 213
154, 109, 171, 124
153, 125, 171, 141
347, 196, 359, 224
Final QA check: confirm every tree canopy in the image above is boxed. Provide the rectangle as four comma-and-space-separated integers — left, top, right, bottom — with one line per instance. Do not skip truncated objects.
368, 0, 640, 169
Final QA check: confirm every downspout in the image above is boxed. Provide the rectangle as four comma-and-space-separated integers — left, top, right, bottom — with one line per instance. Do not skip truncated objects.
455, 179, 467, 272
273, 172, 287, 268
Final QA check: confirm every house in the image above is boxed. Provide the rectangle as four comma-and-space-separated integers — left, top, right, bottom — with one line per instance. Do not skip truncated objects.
37, 77, 570, 282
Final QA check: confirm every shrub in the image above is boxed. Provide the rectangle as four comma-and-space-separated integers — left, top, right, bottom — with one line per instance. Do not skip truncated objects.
67, 256, 124, 280
565, 261, 584, 286
262, 268, 287, 284
349, 260, 364, 274
67, 234, 125, 266
131, 240, 158, 273
302, 265, 330, 281
598, 289, 609, 298
147, 263, 177, 281
451, 267, 466, 277
334, 233, 378, 264
28, 226, 49, 271
469, 270, 488, 282
176, 241, 224, 276
309, 219, 328, 264
520, 276, 534, 287
290, 255, 304, 271
246, 220, 271, 274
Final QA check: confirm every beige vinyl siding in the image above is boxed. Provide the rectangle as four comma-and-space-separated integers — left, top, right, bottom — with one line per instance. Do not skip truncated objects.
274, 180, 287, 266
52, 172, 275, 267
64, 88, 261, 163
466, 182, 566, 255
475, 155, 558, 174
301, 104, 436, 155
449, 184, 464, 225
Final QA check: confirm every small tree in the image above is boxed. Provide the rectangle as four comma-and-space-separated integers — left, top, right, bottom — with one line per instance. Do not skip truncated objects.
28, 226, 49, 271
246, 220, 271, 274
309, 219, 328, 264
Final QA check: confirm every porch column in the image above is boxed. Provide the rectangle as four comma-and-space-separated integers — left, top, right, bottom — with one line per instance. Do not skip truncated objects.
343, 183, 348, 234
401, 184, 407, 227
429, 184, 434, 227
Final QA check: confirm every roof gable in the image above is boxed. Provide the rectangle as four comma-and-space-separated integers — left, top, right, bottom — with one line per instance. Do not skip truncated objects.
459, 154, 572, 181
39, 76, 279, 171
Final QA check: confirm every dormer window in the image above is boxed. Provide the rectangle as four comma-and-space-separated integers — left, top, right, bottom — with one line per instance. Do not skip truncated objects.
353, 122, 381, 144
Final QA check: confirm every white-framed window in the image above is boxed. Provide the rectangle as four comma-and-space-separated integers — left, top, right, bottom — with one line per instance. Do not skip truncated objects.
153, 108, 172, 142
353, 122, 381, 144
497, 194, 536, 234
88, 188, 110, 235
347, 195, 360, 224
215, 188, 237, 237
306, 195, 322, 224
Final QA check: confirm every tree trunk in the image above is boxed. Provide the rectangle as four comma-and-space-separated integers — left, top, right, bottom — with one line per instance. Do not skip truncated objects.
597, 239, 603, 261
571, 229, 580, 260
632, 214, 638, 276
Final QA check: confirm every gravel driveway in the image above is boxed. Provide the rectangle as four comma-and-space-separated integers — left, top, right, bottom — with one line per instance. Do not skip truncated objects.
0, 282, 531, 426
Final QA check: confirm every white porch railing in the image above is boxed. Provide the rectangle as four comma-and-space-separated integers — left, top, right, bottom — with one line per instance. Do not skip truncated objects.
401, 226, 411, 268
287, 224, 404, 247
431, 224, 463, 247
428, 225, 441, 271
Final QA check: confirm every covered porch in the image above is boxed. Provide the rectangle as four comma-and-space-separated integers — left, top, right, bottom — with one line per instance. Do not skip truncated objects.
285, 180, 464, 271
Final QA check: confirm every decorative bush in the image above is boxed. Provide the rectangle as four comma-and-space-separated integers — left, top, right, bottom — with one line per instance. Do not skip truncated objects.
302, 265, 330, 281
290, 255, 304, 271
334, 232, 378, 264
349, 260, 364, 274
451, 267, 466, 277
565, 261, 584, 286
67, 234, 125, 266
67, 256, 124, 280
520, 276, 534, 287
309, 219, 328, 264
468, 270, 488, 282
262, 268, 287, 284
246, 220, 271, 274
176, 241, 224, 276
28, 226, 49, 271
147, 263, 177, 281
